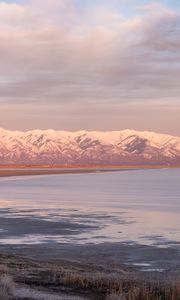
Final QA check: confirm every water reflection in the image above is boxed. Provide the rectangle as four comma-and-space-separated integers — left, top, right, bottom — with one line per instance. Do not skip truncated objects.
0, 169, 179, 247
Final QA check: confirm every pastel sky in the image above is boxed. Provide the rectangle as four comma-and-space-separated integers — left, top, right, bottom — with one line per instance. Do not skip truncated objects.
0, 0, 180, 135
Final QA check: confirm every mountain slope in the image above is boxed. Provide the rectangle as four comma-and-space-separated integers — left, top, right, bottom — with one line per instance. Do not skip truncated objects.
0, 128, 180, 166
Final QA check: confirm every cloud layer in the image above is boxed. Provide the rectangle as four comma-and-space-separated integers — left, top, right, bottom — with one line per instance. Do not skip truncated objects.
0, 0, 180, 135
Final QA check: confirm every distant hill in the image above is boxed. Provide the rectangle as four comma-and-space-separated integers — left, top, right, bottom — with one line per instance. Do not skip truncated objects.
0, 128, 180, 166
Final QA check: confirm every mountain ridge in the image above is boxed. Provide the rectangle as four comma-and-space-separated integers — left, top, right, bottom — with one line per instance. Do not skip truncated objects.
0, 128, 179, 166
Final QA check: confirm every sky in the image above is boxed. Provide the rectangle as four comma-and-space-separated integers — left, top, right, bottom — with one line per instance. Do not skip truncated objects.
0, 0, 180, 135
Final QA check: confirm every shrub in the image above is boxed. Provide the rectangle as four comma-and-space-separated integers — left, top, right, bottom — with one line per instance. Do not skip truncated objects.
0, 274, 14, 300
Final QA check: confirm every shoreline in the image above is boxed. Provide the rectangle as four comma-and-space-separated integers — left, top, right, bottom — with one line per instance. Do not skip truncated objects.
0, 165, 179, 178
0, 167, 133, 178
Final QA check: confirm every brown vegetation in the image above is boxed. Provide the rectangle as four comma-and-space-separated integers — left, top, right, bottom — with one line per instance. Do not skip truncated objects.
0, 254, 180, 300
0, 264, 14, 300
105, 277, 180, 300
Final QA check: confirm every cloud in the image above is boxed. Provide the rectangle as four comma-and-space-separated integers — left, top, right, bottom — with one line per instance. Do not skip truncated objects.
0, 0, 179, 133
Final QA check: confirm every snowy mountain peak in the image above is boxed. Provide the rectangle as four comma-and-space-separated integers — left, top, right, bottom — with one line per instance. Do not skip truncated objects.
0, 128, 179, 166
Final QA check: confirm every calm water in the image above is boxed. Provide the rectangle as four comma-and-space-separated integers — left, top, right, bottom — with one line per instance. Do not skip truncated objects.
0, 168, 180, 247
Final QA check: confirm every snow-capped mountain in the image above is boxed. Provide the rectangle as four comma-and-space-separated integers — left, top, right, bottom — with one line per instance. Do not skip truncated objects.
0, 128, 180, 166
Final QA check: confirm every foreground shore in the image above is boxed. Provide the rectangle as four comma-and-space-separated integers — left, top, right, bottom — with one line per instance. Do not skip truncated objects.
0, 251, 180, 300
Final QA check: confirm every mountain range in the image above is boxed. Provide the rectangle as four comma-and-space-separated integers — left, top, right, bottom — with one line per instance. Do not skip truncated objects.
0, 128, 180, 166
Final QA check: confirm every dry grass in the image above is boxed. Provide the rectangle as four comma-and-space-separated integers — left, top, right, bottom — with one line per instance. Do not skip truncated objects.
1, 256, 180, 300
29, 267, 180, 300
0, 264, 8, 274
106, 292, 125, 300
0, 264, 14, 300
105, 277, 180, 300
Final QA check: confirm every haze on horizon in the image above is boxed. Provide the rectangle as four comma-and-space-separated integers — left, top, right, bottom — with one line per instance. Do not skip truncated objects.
0, 0, 180, 136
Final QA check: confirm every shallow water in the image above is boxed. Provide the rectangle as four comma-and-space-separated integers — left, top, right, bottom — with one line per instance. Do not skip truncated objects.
0, 169, 180, 248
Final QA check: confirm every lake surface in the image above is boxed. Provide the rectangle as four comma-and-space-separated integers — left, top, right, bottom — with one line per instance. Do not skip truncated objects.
0, 168, 180, 249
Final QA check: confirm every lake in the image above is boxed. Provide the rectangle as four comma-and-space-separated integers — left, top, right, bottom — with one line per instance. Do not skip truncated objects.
0, 168, 180, 270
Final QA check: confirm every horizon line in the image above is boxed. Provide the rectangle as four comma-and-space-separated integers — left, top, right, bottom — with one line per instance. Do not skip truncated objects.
0, 127, 179, 138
